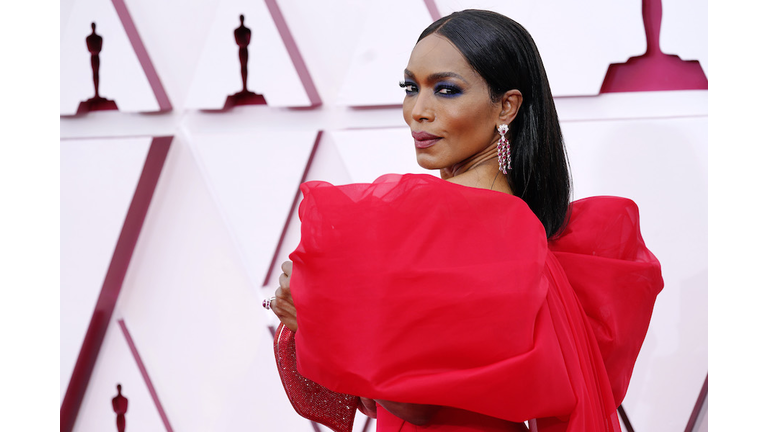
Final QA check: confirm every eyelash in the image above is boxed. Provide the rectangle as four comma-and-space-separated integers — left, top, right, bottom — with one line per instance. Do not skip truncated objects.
399, 80, 417, 94
399, 81, 463, 97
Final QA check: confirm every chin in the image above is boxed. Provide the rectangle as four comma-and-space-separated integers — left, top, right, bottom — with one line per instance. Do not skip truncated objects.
415, 153, 445, 171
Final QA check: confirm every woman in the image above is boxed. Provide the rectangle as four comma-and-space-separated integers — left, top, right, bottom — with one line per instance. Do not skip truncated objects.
269, 10, 662, 432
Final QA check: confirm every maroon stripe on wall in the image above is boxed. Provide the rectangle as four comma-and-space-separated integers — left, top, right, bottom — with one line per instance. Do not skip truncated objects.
361, 415, 373, 431
617, 404, 635, 432
262, 130, 322, 287
60, 136, 173, 432
423, 0, 442, 22
118, 319, 174, 432
264, 0, 322, 107
684, 375, 708, 432
111, 0, 173, 111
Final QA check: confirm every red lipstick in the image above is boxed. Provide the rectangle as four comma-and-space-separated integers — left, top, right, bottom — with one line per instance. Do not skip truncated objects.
412, 131, 442, 149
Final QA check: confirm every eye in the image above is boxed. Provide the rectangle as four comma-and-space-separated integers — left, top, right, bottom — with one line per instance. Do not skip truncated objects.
435, 83, 462, 97
399, 80, 418, 95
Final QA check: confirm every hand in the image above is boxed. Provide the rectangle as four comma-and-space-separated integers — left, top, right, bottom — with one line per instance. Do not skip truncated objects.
358, 397, 377, 419
272, 261, 297, 331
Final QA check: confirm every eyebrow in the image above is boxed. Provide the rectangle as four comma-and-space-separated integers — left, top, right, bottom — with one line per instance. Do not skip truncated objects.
403, 69, 469, 85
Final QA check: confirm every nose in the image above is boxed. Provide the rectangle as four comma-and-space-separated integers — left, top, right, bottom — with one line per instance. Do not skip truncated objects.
409, 92, 434, 123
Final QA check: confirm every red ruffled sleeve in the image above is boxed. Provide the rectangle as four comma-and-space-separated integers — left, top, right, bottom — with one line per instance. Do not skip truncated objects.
288, 174, 662, 432
549, 196, 664, 406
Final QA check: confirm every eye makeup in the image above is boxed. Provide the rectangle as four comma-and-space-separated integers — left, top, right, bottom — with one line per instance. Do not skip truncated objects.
434, 82, 463, 97
399, 80, 463, 97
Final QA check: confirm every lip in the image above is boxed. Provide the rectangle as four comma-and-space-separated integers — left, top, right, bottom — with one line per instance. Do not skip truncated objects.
412, 131, 442, 149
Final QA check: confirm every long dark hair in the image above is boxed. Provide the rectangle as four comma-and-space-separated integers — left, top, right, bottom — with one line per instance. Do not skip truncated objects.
418, 10, 571, 238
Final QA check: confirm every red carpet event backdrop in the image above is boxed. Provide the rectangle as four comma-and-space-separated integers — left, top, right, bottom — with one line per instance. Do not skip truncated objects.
60, 0, 707, 431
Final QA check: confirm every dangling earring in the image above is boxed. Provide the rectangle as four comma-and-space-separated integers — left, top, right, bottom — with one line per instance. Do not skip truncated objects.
496, 124, 510, 174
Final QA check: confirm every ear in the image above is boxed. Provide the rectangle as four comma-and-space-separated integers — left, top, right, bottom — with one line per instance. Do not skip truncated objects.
497, 89, 523, 125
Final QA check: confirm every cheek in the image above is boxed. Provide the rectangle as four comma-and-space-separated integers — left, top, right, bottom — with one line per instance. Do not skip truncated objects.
402, 98, 414, 124
447, 109, 474, 136
445, 105, 493, 145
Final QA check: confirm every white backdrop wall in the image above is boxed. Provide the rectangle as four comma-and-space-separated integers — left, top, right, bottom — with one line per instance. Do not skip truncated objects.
60, 0, 708, 431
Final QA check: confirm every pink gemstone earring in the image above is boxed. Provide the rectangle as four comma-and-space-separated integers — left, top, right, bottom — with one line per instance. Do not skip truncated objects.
496, 124, 510, 174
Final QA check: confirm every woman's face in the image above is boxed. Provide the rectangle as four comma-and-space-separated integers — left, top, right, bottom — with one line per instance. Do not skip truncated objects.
402, 34, 500, 171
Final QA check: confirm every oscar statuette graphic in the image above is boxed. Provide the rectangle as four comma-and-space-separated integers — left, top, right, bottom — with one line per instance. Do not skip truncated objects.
77, 22, 119, 114
224, 14, 267, 108
112, 384, 129, 432
600, 0, 707, 92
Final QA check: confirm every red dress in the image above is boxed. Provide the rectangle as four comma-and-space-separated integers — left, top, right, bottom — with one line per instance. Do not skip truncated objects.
289, 174, 663, 432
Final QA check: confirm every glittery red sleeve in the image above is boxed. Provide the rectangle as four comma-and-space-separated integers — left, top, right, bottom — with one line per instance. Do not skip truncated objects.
288, 174, 662, 432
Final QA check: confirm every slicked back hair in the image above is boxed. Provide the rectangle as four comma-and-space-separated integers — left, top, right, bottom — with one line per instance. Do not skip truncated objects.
418, 10, 571, 238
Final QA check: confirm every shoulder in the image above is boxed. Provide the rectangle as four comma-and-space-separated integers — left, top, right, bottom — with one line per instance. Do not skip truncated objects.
570, 196, 638, 214
301, 173, 526, 213
299, 173, 545, 240
550, 196, 653, 262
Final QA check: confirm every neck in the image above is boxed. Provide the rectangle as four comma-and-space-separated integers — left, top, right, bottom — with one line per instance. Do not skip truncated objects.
441, 138, 513, 195
445, 139, 500, 178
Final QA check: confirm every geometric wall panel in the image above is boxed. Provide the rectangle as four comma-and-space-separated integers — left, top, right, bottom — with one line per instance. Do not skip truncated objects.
189, 129, 319, 289
659, 0, 708, 76
61, 136, 152, 403
72, 320, 168, 432
209, 329, 325, 432
685, 377, 708, 432
185, 0, 320, 109
303, 132, 357, 190
335, 0, 649, 105
327, 128, 437, 183
435, 0, 647, 97
562, 115, 708, 432
335, 0, 435, 107
61, 0, 169, 114
262, 132, 353, 294
61, 137, 172, 432
553, 89, 707, 122
115, 139, 288, 431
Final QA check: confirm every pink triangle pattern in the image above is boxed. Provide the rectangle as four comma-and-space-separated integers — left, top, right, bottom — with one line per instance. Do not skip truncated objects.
262, 130, 323, 287
61, 137, 173, 432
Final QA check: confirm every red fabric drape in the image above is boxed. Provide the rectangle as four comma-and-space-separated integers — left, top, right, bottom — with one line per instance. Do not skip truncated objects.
289, 174, 662, 432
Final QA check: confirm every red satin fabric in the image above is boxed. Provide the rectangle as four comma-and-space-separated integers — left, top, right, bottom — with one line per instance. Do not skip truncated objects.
289, 174, 663, 432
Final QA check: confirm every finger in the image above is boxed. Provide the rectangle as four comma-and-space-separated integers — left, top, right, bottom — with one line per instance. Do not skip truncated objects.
281, 260, 293, 276
272, 288, 296, 317
275, 314, 297, 332
273, 296, 296, 318
272, 302, 298, 332
275, 283, 294, 306
285, 318, 297, 332
278, 272, 290, 291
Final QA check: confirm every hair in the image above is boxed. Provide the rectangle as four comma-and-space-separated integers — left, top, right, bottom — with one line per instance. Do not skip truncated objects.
418, 10, 571, 238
